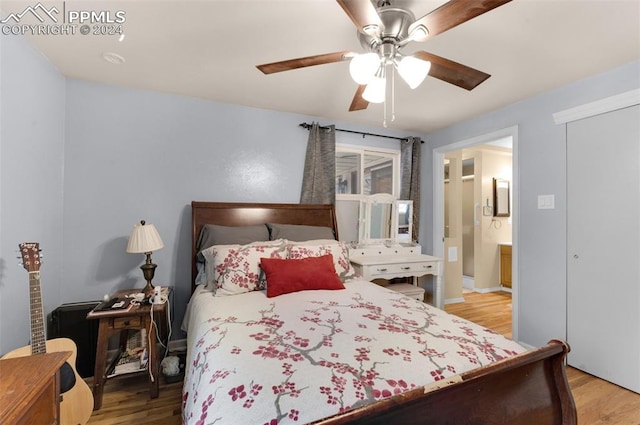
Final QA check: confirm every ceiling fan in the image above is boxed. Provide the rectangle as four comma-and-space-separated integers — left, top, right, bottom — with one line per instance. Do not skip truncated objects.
257, 0, 512, 112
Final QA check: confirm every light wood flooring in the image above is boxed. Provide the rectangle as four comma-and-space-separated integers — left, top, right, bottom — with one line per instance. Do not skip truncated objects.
87, 291, 639, 424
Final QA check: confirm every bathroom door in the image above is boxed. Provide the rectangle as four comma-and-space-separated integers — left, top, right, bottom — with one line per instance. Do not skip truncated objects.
567, 104, 640, 393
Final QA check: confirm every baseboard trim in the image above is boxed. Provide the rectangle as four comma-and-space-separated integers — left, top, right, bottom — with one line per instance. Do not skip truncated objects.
444, 297, 466, 305
169, 338, 187, 353
473, 286, 506, 294
462, 275, 475, 290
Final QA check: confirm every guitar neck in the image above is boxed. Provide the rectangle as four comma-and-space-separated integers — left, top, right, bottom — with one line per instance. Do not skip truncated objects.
28, 272, 47, 355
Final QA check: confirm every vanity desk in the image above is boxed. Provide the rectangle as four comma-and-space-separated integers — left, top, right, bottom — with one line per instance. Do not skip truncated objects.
349, 244, 444, 309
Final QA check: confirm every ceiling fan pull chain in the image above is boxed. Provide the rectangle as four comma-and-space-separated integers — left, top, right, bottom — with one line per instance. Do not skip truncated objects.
383, 97, 387, 128
383, 67, 388, 128
391, 65, 396, 123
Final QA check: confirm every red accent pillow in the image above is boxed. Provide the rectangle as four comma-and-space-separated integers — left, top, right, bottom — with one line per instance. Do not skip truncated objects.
261, 254, 345, 298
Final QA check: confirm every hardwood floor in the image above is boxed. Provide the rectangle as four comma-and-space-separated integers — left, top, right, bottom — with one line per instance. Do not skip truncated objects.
88, 291, 640, 424
87, 374, 182, 425
445, 291, 640, 425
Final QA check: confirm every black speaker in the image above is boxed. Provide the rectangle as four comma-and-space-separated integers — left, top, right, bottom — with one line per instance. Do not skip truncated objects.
50, 301, 100, 378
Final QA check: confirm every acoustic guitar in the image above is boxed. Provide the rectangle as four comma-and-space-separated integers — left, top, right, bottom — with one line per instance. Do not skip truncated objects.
2, 242, 93, 425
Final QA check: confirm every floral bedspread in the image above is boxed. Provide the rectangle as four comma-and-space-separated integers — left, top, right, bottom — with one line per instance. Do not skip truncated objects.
182, 280, 524, 425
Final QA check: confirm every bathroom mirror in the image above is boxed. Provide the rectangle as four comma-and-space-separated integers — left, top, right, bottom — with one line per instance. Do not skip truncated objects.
396, 200, 413, 242
493, 178, 510, 217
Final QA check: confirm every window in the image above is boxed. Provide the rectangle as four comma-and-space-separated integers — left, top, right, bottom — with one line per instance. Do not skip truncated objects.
335, 146, 399, 198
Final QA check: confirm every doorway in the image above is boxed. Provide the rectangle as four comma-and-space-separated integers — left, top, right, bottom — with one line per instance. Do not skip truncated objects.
433, 126, 519, 341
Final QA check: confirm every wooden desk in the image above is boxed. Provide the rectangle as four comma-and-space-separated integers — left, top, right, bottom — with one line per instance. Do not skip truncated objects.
0, 351, 70, 425
350, 245, 444, 308
87, 289, 169, 410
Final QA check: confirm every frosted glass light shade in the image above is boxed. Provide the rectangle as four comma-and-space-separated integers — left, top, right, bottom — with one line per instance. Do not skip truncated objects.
349, 53, 380, 85
398, 56, 431, 89
126, 221, 164, 253
362, 75, 386, 103
408, 24, 429, 42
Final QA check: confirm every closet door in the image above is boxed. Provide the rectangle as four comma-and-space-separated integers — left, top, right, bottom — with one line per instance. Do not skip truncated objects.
567, 104, 639, 393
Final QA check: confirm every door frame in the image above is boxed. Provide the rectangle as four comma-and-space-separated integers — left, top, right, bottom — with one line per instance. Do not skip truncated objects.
432, 125, 520, 341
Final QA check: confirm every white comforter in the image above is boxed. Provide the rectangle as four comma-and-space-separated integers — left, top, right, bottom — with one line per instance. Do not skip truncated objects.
182, 280, 524, 425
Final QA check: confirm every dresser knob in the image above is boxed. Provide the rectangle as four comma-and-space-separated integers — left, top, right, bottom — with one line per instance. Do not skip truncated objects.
377, 268, 388, 272
401, 266, 410, 270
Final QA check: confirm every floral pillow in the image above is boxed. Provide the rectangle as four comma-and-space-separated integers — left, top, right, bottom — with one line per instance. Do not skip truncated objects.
287, 240, 358, 282
202, 240, 287, 296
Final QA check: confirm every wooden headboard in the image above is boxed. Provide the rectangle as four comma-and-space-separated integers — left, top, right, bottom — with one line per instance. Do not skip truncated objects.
191, 201, 338, 292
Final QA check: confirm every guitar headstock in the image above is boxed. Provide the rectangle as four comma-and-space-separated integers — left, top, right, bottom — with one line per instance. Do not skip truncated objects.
19, 242, 41, 273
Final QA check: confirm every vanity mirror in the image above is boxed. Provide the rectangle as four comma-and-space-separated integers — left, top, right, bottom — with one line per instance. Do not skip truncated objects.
396, 200, 413, 242
359, 194, 395, 244
493, 178, 510, 217
358, 195, 413, 245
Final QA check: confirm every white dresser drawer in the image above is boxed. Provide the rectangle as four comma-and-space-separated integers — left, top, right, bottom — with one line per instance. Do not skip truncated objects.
349, 250, 443, 308
367, 261, 438, 277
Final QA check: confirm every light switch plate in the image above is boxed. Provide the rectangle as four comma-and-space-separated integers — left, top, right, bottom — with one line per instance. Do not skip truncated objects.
538, 194, 555, 209
448, 246, 458, 262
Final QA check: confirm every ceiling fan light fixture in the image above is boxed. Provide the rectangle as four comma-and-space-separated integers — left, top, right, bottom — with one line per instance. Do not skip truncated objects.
362, 66, 386, 103
397, 56, 431, 89
362, 24, 381, 36
408, 24, 429, 42
349, 52, 381, 85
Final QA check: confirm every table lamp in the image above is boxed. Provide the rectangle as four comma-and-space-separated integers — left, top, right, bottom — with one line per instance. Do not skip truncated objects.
126, 220, 164, 294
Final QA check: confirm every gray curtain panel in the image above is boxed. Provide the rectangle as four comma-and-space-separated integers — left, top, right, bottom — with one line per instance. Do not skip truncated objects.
400, 137, 422, 242
300, 123, 336, 205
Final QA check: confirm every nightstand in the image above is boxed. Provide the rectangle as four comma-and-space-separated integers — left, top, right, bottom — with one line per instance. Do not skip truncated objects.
349, 245, 444, 308
87, 288, 170, 410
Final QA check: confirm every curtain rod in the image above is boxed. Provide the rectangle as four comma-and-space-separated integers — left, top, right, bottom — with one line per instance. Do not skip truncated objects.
299, 122, 423, 143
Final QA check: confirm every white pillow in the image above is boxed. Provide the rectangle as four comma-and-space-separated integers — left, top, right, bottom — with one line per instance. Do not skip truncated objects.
287, 240, 358, 282
202, 239, 287, 296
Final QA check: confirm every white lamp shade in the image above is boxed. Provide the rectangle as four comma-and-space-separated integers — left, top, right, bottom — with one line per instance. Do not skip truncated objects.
397, 56, 431, 89
349, 53, 380, 85
126, 222, 164, 253
362, 75, 386, 103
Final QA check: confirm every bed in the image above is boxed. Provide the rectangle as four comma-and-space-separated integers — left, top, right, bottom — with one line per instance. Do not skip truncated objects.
183, 201, 577, 424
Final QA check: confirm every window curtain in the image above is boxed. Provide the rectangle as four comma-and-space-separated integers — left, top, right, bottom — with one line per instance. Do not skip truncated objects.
400, 137, 421, 242
300, 122, 336, 204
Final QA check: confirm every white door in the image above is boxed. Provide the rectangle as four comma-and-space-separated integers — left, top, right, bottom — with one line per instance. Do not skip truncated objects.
567, 104, 640, 393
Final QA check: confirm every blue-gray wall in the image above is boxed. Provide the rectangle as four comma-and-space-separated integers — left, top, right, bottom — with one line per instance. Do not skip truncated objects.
62, 79, 416, 341
2, 28, 638, 354
1, 34, 66, 353
1, 34, 419, 354
423, 60, 640, 347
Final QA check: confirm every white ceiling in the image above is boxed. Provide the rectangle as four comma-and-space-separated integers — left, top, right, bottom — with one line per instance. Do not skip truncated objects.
6, 0, 640, 134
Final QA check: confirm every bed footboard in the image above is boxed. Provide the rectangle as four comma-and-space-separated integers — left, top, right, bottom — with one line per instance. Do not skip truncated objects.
315, 339, 576, 425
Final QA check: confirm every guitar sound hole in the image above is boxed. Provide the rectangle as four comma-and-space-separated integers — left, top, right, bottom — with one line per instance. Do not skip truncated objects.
60, 361, 77, 394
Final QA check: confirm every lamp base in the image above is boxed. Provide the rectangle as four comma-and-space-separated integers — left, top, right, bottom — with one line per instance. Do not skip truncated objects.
142, 280, 155, 295
140, 253, 157, 295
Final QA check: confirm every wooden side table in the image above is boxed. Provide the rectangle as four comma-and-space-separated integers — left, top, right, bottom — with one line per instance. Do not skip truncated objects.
0, 351, 70, 425
87, 289, 169, 410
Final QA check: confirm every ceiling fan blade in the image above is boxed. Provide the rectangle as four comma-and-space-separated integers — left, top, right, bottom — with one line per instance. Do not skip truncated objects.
414, 51, 490, 90
336, 0, 385, 35
349, 85, 369, 111
257, 51, 353, 75
409, 0, 511, 40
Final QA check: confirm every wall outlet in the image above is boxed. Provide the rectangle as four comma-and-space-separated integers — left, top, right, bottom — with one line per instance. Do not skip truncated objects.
538, 194, 555, 209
